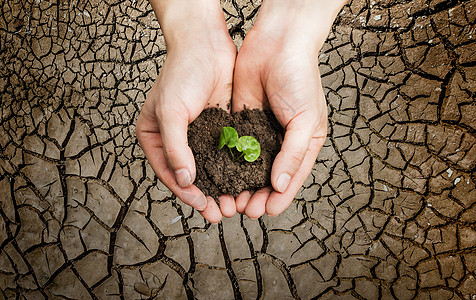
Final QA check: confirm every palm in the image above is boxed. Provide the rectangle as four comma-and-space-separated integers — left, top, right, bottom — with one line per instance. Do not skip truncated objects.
232, 29, 328, 218
136, 41, 237, 223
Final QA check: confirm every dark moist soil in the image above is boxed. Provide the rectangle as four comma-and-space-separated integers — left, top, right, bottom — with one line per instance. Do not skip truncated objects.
188, 108, 283, 199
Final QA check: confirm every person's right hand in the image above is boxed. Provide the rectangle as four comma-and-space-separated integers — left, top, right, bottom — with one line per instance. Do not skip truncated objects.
136, 0, 237, 223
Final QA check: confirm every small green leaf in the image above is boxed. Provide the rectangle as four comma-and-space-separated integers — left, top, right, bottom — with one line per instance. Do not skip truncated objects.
236, 136, 261, 162
219, 127, 238, 149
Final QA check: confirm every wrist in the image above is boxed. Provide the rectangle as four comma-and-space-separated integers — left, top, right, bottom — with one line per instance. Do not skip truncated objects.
150, 0, 231, 53
253, 0, 347, 52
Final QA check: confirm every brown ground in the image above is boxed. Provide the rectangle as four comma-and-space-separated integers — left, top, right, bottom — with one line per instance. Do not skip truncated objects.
0, 0, 475, 299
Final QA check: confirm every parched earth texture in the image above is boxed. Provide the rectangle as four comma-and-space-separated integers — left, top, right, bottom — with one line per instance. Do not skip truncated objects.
0, 0, 475, 299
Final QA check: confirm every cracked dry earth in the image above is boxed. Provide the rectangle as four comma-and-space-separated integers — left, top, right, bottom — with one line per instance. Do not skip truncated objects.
0, 0, 475, 299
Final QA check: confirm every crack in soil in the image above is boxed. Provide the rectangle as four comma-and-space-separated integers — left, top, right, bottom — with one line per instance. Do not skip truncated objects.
0, 0, 475, 299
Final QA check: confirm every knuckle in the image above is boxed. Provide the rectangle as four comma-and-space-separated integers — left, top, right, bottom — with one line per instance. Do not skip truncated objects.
286, 150, 306, 166
154, 105, 166, 121
134, 120, 146, 140
156, 170, 167, 183
163, 147, 181, 160
155, 101, 188, 123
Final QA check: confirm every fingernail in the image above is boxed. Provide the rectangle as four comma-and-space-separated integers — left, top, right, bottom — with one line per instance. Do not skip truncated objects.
175, 168, 192, 188
276, 173, 291, 193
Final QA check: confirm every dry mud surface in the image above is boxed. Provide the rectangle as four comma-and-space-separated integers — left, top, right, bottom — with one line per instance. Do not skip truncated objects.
0, 0, 475, 299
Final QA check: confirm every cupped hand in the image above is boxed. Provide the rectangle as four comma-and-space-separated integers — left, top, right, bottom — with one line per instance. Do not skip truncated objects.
136, 7, 237, 223
231, 2, 339, 218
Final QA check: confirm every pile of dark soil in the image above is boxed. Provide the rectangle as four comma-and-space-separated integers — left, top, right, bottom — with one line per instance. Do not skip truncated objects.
187, 108, 282, 199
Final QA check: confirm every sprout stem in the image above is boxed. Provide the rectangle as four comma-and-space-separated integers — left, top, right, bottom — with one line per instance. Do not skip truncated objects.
234, 152, 244, 162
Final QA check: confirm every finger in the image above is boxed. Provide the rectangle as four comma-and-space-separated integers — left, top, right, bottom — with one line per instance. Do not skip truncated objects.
231, 45, 266, 112
218, 194, 236, 218
199, 196, 223, 224
245, 187, 272, 220
271, 115, 316, 193
156, 163, 208, 211
154, 164, 208, 211
235, 191, 252, 214
266, 137, 325, 216
157, 104, 196, 188
136, 129, 208, 211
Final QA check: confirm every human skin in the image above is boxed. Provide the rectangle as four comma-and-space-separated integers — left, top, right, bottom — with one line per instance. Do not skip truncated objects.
135, 0, 237, 223
231, 0, 348, 218
136, 0, 347, 222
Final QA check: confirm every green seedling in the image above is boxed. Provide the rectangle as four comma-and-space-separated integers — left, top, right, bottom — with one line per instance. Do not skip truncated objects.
236, 136, 261, 162
218, 127, 238, 149
218, 127, 261, 162
219, 126, 238, 159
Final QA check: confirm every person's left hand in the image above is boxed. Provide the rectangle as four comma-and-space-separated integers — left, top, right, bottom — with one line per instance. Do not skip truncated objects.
231, 0, 345, 218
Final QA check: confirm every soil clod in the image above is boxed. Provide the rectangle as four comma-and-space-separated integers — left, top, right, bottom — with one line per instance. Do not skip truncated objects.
188, 108, 283, 199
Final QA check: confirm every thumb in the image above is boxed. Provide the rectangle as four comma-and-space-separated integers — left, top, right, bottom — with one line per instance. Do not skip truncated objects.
157, 106, 196, 188
271, 116, 315, 193
232, 66, 265, 112
231, 41, 266, 112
